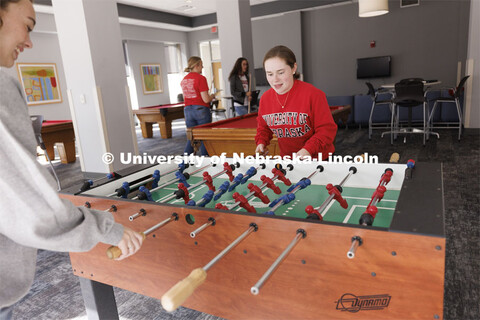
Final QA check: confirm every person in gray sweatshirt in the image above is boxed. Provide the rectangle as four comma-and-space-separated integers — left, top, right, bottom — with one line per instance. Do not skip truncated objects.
0, 1, 144, 318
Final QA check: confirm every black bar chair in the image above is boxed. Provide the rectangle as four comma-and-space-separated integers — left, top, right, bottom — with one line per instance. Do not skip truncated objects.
30, 115, 62, 191
366, 82, 393, 140
382, 78, 434, 145
427, 75, 470, 141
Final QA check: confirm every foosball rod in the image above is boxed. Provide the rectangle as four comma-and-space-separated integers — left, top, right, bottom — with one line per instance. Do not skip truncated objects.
161, 223, 258, 312
84, 202, 117, 212
251, 229, 306, 295
366, 168, 393, 208
131, 164, 212, 200
190, 217, 216, 238
158, 163, 235, 203
106, 213, 179, 259
359, 169, 393, 226
307, 167, 357, 217
106, 169, 161, 198
347, 236, 363, 259
268, 166, 323, 213
226, 165, 275, 210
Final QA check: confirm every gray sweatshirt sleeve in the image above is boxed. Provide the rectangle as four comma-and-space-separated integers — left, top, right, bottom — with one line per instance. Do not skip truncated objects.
0, 119, 123, 251
0, 72, 123, 251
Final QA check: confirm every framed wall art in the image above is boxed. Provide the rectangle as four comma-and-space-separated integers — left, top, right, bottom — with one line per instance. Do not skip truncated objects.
16, 63, 62, 105
140, 63, 163, 94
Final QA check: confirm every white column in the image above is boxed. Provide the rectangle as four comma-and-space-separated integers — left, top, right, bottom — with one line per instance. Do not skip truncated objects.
52, 0, 137, 173
216, 0, 254, 117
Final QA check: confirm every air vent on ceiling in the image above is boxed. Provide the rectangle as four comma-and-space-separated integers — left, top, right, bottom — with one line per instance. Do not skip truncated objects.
400, 0, 420, 8
176, 5, 196, 12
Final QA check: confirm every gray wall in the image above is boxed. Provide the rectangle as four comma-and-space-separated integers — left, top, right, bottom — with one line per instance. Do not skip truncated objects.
187, 11, 303, 90
3, 13, 71, 120
252, 11, 302, 72
187, 28, 218, 57
125, 40, 171, 107
302, 0, 470, 96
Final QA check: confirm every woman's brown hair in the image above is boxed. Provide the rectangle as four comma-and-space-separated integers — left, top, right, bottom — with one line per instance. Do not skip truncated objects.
263, 45, 300, 80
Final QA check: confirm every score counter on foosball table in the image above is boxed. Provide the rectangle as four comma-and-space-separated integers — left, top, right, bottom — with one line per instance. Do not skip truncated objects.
62, 158, 445, 320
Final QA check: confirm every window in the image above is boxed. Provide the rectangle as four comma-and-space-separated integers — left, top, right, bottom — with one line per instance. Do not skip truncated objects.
165, 44, 184, 103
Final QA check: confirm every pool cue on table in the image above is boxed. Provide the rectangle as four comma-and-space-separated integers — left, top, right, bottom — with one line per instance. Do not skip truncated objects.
251, 229, 306, 295
161, 223, 258, 311
106, 213, 179, 259
247, 73, 252, 114
305, 166, 357, 220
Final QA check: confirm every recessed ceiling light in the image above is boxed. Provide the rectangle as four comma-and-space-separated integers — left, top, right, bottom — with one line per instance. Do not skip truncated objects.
176, 4, 196, 12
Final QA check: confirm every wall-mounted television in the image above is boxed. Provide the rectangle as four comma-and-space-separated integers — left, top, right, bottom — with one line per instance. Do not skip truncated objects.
255, 68, 268, 86
356, 56, 391, 79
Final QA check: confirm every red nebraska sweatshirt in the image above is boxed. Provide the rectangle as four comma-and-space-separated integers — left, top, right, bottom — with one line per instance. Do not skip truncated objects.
255, 80, 337, 159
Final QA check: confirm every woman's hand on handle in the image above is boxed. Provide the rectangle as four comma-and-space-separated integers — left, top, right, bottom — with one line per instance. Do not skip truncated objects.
255, 144, 269, 156
115, 226, 144, 260
296, 148, 311, 160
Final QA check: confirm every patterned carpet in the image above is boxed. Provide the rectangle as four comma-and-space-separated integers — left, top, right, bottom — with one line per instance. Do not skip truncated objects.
11, 121, 480, 320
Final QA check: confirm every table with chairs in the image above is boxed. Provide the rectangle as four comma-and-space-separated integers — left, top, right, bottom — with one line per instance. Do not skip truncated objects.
367, 76, 469, 145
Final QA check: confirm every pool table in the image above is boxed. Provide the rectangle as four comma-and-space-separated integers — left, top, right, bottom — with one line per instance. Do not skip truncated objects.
187, 105, 351, 157
41, 120, 76, 163
133, 103, 185, 139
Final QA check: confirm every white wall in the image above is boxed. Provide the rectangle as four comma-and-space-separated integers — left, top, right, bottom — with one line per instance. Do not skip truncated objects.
466, 0, 479, 128
126, 40, 171, 108
4, 13, 71, 120
8, 13, 190, 119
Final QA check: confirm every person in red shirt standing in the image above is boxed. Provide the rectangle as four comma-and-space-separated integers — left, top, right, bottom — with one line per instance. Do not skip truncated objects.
255, 45, 337, 160
181, 57, 215, 155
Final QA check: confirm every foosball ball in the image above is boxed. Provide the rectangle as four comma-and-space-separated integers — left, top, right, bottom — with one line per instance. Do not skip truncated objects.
61, 157, 445, 319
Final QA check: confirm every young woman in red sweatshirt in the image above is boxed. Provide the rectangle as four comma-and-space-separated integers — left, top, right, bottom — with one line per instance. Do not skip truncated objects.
255, 46, 337, 160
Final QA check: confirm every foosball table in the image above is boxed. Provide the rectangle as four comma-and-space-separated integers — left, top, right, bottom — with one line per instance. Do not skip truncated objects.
61, 158, 445, 319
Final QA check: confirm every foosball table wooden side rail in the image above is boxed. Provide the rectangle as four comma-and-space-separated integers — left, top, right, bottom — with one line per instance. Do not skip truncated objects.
64, 192, 445, 320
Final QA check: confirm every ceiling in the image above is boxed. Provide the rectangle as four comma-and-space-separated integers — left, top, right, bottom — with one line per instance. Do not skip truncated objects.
117, 0, 278, 17
33, 0, 350, 31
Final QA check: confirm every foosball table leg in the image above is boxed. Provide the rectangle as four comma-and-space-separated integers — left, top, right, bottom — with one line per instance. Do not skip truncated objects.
78, 277, 119, 320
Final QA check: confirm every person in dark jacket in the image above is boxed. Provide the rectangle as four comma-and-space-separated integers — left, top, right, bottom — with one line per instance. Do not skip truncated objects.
228, 57, 252, 116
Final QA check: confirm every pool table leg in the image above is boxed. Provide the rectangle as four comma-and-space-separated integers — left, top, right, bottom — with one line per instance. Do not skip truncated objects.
140, 122, 153, 138
44, 144, 56, 162
56, 141, 76, 163
158, 121, 172, 139
78, 277, 119, 320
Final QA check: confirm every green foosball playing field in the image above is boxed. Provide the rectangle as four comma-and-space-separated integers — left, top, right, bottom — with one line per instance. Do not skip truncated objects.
150, 175, 399, 228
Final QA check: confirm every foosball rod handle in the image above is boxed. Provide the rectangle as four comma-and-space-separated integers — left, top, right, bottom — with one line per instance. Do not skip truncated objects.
347, 236, 363, 259
389, 152, 400, 163
106, 232, 146, 259
161, 268, 207, 312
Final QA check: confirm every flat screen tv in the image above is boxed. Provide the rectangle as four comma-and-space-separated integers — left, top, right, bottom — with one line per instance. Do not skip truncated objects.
255, 68, 268, 86
356, 56, 391, 79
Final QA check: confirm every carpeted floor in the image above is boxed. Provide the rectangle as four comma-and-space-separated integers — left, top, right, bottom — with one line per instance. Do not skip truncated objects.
11, 120, 480, 320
